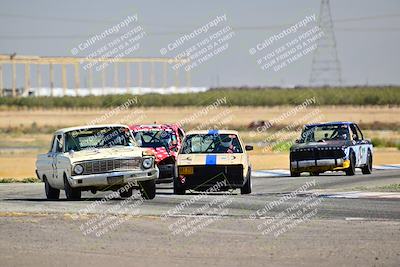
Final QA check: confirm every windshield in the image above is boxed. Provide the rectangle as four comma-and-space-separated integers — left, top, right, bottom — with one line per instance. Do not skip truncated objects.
133, 130, 177, 149
300, 124, 350, 143
181, 133, 243, 154
64, 127, 136, 152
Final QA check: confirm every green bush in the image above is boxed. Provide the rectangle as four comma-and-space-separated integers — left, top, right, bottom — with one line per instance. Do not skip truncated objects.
371, 138, 398, 148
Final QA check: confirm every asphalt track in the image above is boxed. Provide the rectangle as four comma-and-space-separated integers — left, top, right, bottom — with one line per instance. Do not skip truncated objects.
0, 169, 399, 266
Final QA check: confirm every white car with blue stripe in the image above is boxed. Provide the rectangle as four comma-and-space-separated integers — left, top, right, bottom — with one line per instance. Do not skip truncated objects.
175, 130, 253, 195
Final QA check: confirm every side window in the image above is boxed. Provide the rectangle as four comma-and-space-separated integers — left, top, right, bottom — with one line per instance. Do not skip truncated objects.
355, 124, 364, 140
55, 134, 64, 153
350, 124, 359, 141
49, 135, 56, 153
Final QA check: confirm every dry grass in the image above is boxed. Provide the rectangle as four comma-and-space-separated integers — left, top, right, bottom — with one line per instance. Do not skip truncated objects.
0, 106, 399, 180
1, 106, 400, 128
0, 154, 37, 180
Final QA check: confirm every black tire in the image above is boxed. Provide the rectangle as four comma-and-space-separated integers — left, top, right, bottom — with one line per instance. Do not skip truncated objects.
139, 179, 156, 199
361, 150, 373, 175
290, 169, 300, 177
119, 187, 133, 198
310, 172, 320, 176
44, 176, 60, 200
240, 170, 252, 195
173, 177, 186, 195
346, 153, 356, 176
64, 175, 81, 200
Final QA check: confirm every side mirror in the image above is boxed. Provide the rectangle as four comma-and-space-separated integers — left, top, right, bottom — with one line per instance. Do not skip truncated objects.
245, 145, 253, 151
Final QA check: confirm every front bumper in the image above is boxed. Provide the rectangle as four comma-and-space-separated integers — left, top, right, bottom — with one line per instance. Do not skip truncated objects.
68, 168, 159, 188
177, 164, 245, 191
290, 158, 350, 172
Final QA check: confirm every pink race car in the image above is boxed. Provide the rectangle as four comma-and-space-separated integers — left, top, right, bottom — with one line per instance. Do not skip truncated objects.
130, 124, 185, 183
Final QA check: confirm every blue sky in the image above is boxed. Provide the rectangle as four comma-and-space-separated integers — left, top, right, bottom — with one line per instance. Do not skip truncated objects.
0, 0, 399, 87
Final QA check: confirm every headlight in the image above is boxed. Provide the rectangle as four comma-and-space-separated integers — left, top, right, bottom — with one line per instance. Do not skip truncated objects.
73, 164, 84, 175
142, 158, 153, 169
142, 150, 155, 156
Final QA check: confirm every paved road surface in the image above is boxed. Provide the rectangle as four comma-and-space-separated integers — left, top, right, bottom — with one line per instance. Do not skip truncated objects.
0, 170, 399, 266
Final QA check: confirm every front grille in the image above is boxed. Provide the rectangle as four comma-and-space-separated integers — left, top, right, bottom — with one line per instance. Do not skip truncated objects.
291, 147, 345, 161
76, 158, 142, 175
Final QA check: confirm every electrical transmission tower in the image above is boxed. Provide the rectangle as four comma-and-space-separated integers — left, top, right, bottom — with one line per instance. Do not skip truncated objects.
310, 0, 342, 86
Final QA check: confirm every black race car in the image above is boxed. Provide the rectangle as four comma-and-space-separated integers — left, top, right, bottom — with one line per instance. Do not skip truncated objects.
290, 122, 373, 176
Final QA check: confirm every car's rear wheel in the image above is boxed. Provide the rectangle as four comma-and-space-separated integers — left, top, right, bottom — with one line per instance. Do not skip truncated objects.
345, 153, 356, 176
64, 175, 81, 200
44, 176, 60, 200
240, 170, 252, 195
361, 150, 373, 175
173, 177, 186, 195
139, 179, 156, 199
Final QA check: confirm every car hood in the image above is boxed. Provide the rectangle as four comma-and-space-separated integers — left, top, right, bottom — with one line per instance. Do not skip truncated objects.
67, 146, 146, 163
291, 140, 351, 150
177, 153, 244, 166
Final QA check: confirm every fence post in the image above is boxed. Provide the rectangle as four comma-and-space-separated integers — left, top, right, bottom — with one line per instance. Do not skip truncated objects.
0, 64, 3, 97
126, 63, 130, 93
113, 63, 119, 90
88, 67, 93, 95
24, 63, 31, 96
62, 64, 67, 96
74, 63, 80, 96
36, 64, 42, 96
12, 61, 16, 97
102, 67, 106, 95
174, 68, 179, 92
163, 61, 167, 88
49, 63, 54, 97
150, 61, 155, 89
137, 62, 142, 94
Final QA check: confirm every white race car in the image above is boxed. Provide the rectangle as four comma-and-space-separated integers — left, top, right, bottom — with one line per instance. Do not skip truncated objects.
36, 124, 158, 200
175, 130, 253, 195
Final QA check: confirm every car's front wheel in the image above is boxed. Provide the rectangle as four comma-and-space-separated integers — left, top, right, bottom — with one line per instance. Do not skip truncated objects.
173, 177, 186, 195
290, 169, 300, 177
44, 176, 60, 200
139, 179, 156, 199
361, 150, 373, 175
345, 153, 356, 176
119, 187, 133, 198
241, 170, 252, 195
64, 175, 81, 200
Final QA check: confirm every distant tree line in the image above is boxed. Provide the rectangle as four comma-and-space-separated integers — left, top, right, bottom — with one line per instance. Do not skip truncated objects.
0, 87, 399, 108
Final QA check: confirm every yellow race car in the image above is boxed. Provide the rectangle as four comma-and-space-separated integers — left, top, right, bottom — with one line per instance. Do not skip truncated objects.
175, 130, 253, 195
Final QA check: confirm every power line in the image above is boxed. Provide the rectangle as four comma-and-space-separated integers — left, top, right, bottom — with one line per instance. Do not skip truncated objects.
0, 12, 117, 23
1, 12, 400, 40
